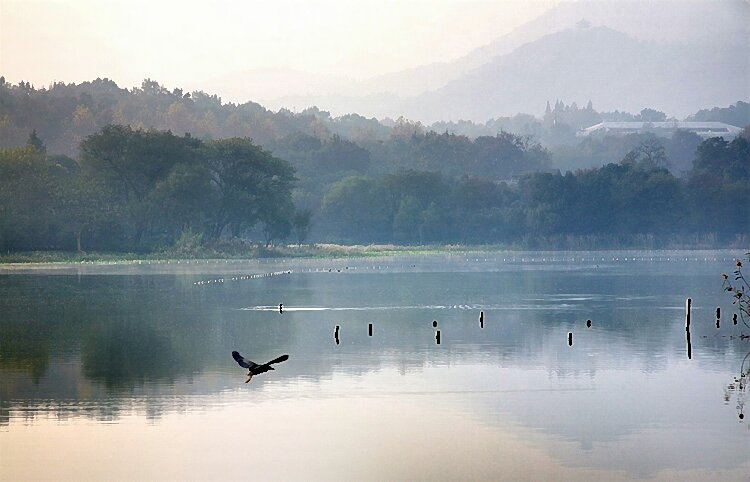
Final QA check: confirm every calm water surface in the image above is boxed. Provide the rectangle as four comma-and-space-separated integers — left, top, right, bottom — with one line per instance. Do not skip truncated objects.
1, 251, 748, 481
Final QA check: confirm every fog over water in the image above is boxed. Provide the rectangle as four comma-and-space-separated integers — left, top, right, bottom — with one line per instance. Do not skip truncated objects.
1, 252, 748, 480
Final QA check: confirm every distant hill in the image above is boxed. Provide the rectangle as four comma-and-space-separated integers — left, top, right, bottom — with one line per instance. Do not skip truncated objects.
258, 0, 749, 122
359, 0, 749, 99
401, 26, 748, 122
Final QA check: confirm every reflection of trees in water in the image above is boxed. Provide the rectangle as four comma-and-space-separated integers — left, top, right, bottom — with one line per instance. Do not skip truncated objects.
0, 322, 50, 383
0, 275, 93, 382
2, 263, 749, 424
81, 321, 199, 389
0, 274, 205, 388
724, 351, 748, 421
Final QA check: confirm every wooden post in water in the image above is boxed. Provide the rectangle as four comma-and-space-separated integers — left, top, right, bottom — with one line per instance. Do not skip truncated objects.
716, 307, 721, 319
435, 330, 441, 344
568, 332, 573, 346
368, 323, 373, 336
733, 313, 738, 325
716, 307, 721, 328
586, 319, 592, 328
334, 325, 340, 345
479, 311, 484, 329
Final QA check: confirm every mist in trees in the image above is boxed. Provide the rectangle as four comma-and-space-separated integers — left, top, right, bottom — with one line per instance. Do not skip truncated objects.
0, 127, 296, 252
2, 123, 749, 251
313, 134, 748, 245
1, 78, 748, 252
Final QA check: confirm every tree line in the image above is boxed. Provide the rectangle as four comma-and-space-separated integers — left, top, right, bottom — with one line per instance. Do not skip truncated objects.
1, 122, 747, 252
2, 76, 746, 160
316, 133, 748, 245
1, 77, 748, 251
0, 78, 390, 158
0, 126, 300, 252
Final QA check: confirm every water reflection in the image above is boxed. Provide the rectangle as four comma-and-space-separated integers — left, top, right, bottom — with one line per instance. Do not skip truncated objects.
82, 321, 201, 388
1, 251, 749, 479
725, 351, 749, 421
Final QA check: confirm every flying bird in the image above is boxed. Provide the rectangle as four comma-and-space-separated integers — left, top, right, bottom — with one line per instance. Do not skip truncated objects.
232, 351, 289, 383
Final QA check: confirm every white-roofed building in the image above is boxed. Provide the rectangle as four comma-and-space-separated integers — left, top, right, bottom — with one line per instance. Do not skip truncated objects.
577, 121, 743, 139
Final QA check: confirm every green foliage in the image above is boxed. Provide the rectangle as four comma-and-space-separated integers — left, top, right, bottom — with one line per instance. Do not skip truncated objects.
320, 176, 391, 243
666, 130, 703, 174
0, 78, 352, 157
292, 209, 313, 246
0, 147, 56, 250
687, 136, 750, 234
621, 138, 668, 169
79, 125, 203, 246
688, 101, 750, 128
1, 126, 297, 253
637, 108, 668, 122
171, 227, 203, 255
0, 76, 748, 252
203, 138, 296, 239
26, 129, 46, 152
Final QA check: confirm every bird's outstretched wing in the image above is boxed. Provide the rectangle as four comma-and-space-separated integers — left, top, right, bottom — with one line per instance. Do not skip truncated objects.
266, 354, 289, 365
253, 354, 290, 374
232, 351, 256, 369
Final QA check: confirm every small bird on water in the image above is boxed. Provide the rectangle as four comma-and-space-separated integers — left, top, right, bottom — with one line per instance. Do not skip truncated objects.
231, 351, 289, 383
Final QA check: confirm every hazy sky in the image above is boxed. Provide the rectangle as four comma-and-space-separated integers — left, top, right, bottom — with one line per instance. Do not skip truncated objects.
1, 0, 558, 90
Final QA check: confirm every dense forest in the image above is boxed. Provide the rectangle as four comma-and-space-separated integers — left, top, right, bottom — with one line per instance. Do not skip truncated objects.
2, 77, 748, 159
0, 78, 749, 252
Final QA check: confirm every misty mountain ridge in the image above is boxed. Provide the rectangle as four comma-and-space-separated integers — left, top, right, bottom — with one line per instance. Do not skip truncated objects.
367, 0, 748, 98
399, 25, 748, 122
266, 24, 747, 122
250, 1, 748, 122
215, 1, 747, 105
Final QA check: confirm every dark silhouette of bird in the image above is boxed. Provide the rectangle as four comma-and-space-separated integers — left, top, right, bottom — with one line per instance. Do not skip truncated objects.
232, 351, 289, 383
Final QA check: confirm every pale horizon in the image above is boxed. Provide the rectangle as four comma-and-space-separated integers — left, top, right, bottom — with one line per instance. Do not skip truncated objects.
1, 0, 558, 94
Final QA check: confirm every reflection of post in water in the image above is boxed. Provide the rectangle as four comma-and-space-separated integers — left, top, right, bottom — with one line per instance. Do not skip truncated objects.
686, 298, 692, 359
334, 325, 340, 345
725, 351, 748, 421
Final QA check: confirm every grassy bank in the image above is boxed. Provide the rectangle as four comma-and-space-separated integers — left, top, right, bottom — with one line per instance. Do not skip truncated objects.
0, 244, 474, 264
1, 233, 747, 264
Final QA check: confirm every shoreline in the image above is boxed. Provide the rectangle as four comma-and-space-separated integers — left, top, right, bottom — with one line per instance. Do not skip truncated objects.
1, 245, 746, 271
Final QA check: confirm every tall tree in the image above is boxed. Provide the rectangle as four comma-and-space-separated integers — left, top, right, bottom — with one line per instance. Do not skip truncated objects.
202, 138, 296, 239
79, 125, 201, 246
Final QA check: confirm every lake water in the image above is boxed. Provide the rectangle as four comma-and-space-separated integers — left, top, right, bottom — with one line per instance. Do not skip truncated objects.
1, 251, 748, 481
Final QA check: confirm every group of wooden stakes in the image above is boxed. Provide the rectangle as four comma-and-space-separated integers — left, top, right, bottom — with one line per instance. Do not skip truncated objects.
330, 311, 594, 346
329, 299, 742, 350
